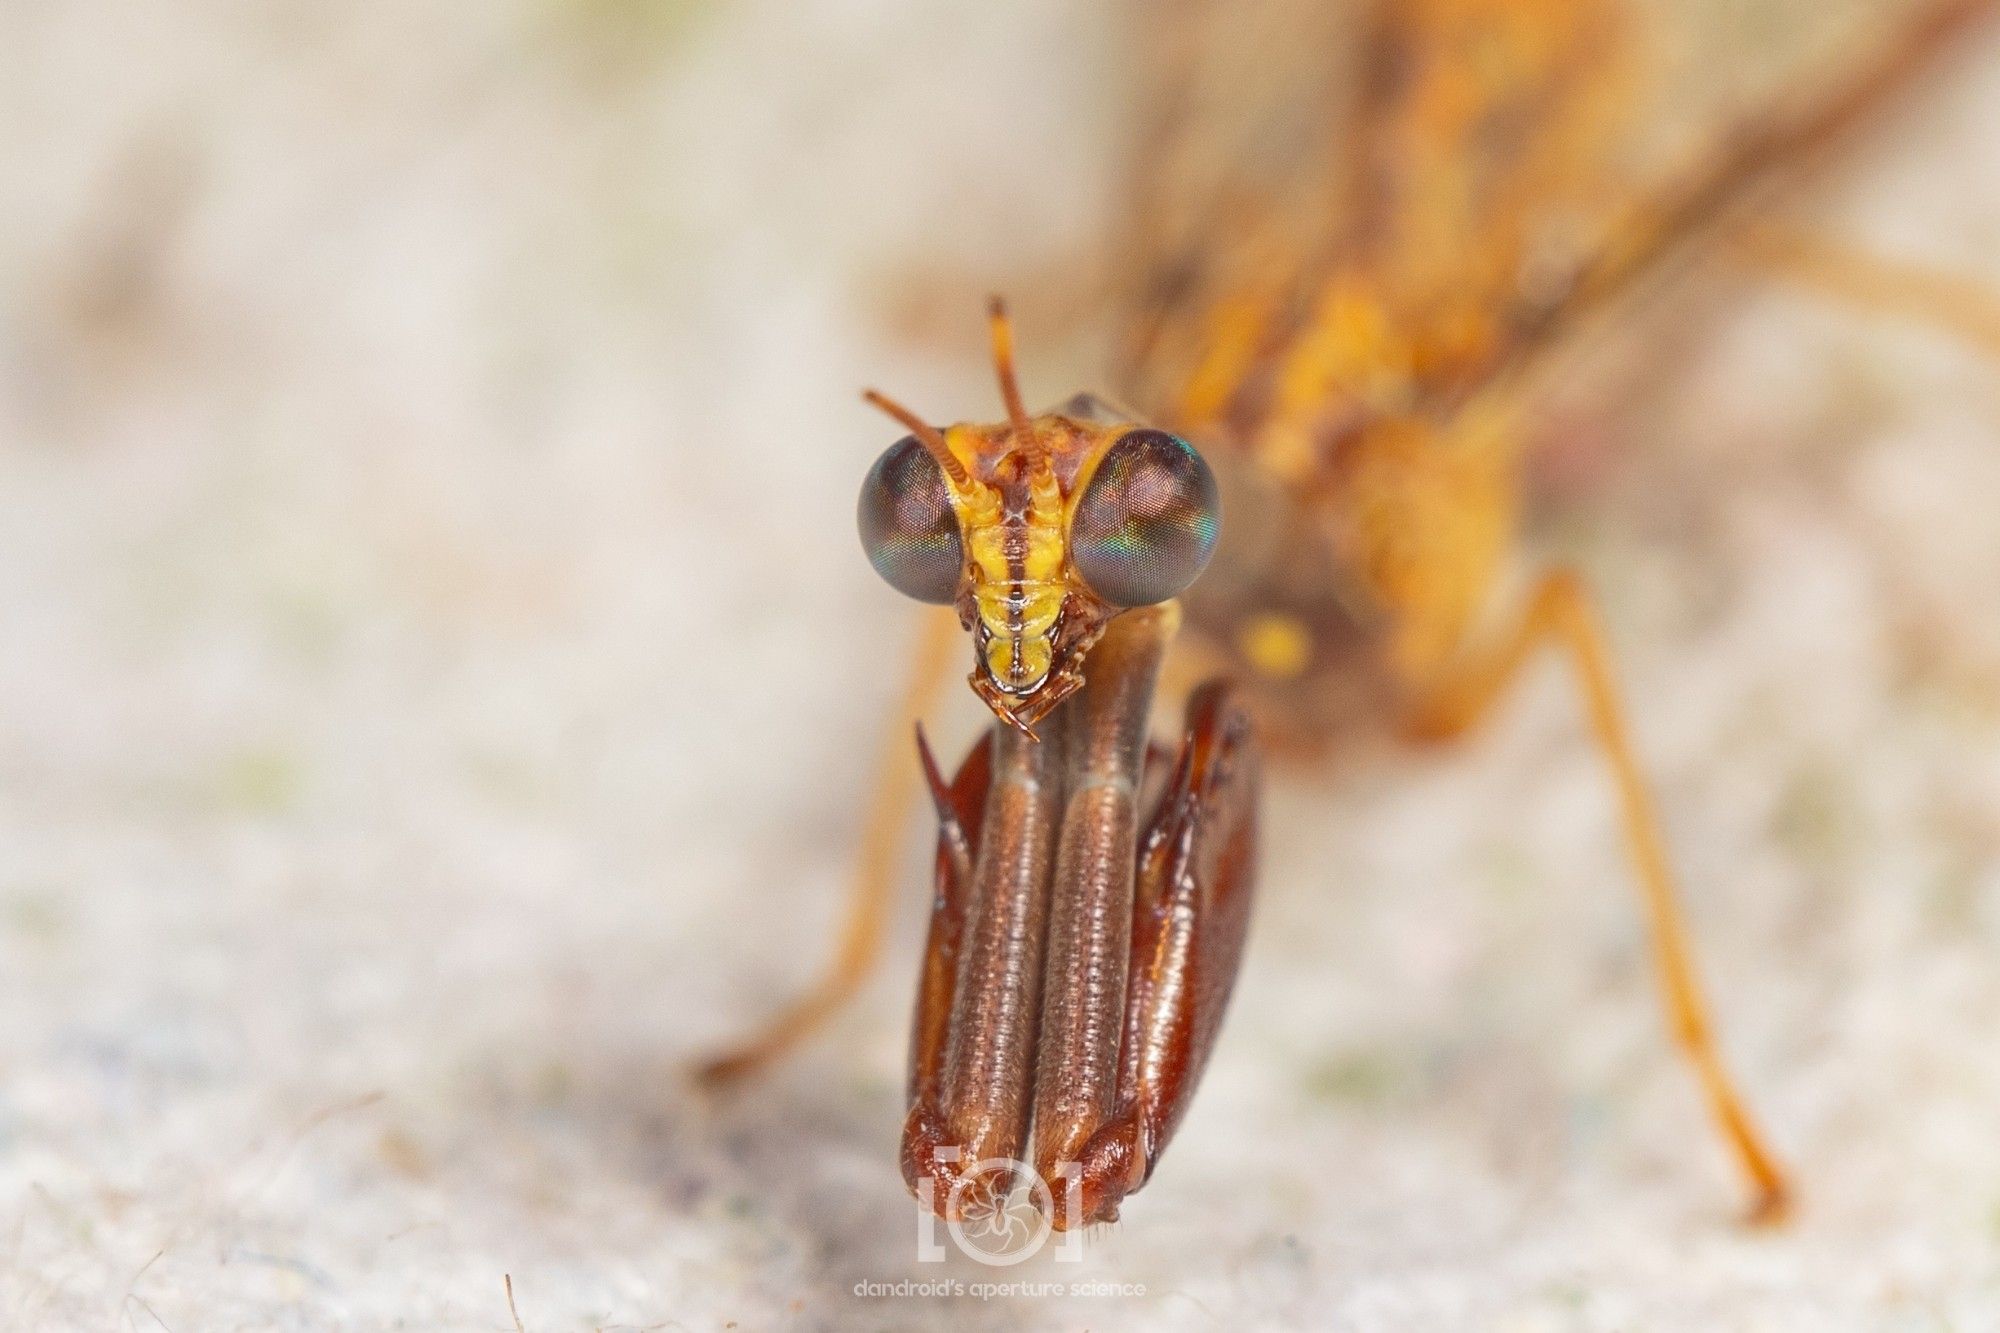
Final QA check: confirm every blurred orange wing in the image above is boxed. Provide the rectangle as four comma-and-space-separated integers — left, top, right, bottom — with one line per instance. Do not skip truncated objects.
1112, 0, 1635, 446
1110, 0, 1989, 453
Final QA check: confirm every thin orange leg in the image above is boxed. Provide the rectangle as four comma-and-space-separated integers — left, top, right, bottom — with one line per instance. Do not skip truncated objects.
1403, 568, 1790, 1224
697, 606, 961, 1085
1734, 223, 2000, 361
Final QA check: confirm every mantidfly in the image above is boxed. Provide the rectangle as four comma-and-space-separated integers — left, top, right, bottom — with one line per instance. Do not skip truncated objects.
703, 0, 2000, 1229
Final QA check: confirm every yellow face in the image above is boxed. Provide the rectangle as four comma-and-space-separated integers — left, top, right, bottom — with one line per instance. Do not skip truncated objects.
859, 391, 1222, 736
945, 420, 1072, 697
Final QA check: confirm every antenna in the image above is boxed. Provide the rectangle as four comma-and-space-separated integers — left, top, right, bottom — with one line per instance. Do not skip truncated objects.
862, 388, 972, 488
988, 296, 1049, 478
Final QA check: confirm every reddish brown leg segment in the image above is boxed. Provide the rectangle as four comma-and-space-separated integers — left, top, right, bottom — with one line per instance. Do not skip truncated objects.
1042, 679, 1259, 1228
901, 705, 1066, 1212
903, 605, 1261, 1229
1031, 607, 1181, 1186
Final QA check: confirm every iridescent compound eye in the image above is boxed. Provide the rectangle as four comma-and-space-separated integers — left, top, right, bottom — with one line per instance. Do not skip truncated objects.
1071, 428, 1220, 607
857, 435, 965, 604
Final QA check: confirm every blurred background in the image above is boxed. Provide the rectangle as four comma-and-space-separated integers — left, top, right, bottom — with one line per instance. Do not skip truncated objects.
5, 1, 2000, 1328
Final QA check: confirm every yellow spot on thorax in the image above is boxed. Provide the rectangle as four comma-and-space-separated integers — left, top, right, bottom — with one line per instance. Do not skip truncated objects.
1238, 613, 1313, 680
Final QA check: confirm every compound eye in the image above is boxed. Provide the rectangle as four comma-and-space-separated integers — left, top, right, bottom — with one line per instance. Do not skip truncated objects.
858, 436, 965, 604
1070, 428, 1219, 607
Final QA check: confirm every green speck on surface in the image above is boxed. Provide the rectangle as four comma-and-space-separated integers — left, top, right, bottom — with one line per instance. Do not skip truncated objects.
848, 1069, 898, 1103
266, 588, 347, 665
1475, 840, 1539, 903
462, 749, 557, 813
214, 746, 304, 815
546, 0, 717, 79
1304, 1049, 1405, 1105
1771, 758, 1858, 868
534, 1060, 574, 1106
1927, 856, 1983, 936
4, 888, 69, 945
